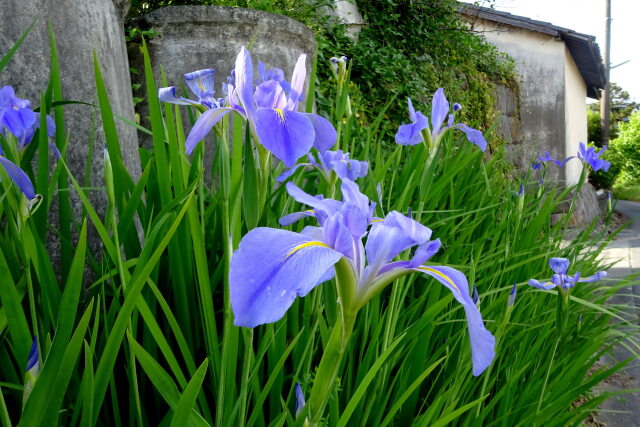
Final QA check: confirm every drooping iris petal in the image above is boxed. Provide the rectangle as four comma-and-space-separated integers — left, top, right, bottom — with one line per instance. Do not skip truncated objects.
276, 162, 309, 182
254, 108, 315, 167
549, 257, 570, 275
430, 88, 449, 137
415, 265, 495, 376
577, 271, 607, 282
451, 123, 488, 152
184, 69, 215, 98
287, 54, 307, 111
304, 113, 337, 152
528, 279, 556, 290
235, 46, 256, 120
185, 107, 234, 154
0, 156, 36, 199
230, 227, 342, 327
285, 181, 342, 214
279, 209, 316, 226
158, 87, 201, 106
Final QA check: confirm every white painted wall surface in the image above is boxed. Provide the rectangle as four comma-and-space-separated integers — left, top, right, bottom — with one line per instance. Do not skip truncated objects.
564, 46, 587, 185
468, 17, 588, 185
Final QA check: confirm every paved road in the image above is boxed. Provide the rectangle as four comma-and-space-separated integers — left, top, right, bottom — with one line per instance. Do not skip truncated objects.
595, 200, 640, 427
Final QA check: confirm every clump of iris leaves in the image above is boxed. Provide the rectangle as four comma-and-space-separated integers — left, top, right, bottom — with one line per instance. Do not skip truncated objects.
0, 19, 637, 427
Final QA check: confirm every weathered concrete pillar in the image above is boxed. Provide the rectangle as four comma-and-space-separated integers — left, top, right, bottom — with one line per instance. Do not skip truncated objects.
130, 6, 316, 148
0, 0, 141, 264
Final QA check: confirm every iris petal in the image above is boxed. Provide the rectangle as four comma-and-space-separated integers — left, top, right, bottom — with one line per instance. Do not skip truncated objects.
158, 87, 200, 106
452, 124, 487, 152
431, 88, 449, 137
415, 265, 495, 376
230, 227, 342, 327
254, 80, 287, 109
287, 54, 307, 111
254, 108, 314, 167
549, 257, 570, 275
0, 156, 36, 199
185, 107, 234, 154
304, 113, 337, 153
395, 111, 428, 145
184, 69, 215, 98
235, 47, 256, 120
276, 162, 309, 183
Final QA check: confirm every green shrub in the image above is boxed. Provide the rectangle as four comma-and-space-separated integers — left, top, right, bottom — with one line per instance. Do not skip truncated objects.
611, 111, 640, 186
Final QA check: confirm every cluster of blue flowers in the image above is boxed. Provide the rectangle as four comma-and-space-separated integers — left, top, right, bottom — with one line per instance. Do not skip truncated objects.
160, 47, 608, 382
161, 47, 496, 376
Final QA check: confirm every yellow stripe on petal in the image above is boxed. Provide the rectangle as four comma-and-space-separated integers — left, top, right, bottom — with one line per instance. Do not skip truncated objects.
197, 79, 206, 91
286, 241, 330, 258
417, 266, 461, 294
370, 218, 384, 223
275, 108, 285, 121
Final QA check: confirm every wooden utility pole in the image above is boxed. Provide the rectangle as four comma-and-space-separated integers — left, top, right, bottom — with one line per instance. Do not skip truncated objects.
600, 0, 611, 145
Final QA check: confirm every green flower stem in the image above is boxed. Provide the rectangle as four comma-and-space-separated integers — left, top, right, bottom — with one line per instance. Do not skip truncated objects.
555, 288, 570, 338
306, 258, 358, 425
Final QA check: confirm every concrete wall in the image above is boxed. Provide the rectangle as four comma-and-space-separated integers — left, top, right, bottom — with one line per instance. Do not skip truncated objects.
472, 19, 568, 178
0, 0, 140, 268
564, 46, 587, 185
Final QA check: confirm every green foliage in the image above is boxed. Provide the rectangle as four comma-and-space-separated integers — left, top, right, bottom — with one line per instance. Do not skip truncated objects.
613, 184, 640, 202
588, 82, 639, 146
0, 18, 635, 427
611, 111, 640, 186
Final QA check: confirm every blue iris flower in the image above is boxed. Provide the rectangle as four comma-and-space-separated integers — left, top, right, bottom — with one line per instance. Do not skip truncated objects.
0, 86, 55, 150
160, 47, 337, 166
531, 142, 610, 172
230, 179, 495, 376
276, 149, 368, 182
528, 257, 606, 291
395, 89, 487, 152
577, 142, 610, 172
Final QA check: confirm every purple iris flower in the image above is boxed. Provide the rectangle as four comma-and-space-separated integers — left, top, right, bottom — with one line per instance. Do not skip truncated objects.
395, 89, 487, 152
0, 86, 55, 150
531, 151, 572, 170
230, 179, 495, 376
276, 149, 368, 182
159, 69, 222, 110
528, 257, 606, 291
159, 69, 235, 155
577, 142, 610, 172
162, 48, 337, 166
237, 48, 337, 167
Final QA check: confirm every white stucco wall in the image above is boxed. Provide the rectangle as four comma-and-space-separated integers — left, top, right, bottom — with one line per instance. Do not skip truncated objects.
564, 46, 587, 185
468, 17, 587, 184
